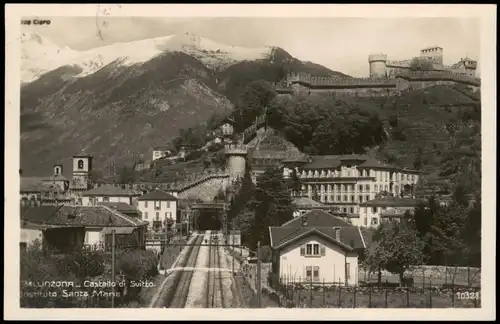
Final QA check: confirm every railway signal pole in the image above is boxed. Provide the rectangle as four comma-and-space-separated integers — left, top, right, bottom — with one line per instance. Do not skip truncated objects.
256, 241, 262, 308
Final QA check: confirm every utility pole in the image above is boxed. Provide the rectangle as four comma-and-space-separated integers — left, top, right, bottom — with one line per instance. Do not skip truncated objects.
256, 241, 262, 308
111, 229, 116, 308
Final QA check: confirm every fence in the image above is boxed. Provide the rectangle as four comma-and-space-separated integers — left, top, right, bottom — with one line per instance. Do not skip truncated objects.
265, 275, 481, 308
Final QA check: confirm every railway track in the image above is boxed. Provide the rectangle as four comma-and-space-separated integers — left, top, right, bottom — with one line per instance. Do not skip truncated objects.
205, 232, 225, 308
166, 234, 204, 308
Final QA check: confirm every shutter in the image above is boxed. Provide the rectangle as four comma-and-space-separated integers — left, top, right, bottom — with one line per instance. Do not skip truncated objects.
300, 245, 306, 256
320, 245, 326, 256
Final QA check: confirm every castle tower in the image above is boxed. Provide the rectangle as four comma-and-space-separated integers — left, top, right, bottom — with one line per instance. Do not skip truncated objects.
368, 54, 388, 78
71, 151, 93, 191
462, 58, 478, 78
224, 143, 248, 184
53, 163, 63, 176
420, 46, 443, 66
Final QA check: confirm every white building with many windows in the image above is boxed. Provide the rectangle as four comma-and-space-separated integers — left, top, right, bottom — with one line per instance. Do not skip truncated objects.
137, 190, 178, 231
283, 155, 420, 216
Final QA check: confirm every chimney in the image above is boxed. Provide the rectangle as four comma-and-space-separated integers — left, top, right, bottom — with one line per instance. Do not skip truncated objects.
334, 227, 341, 241
301, 215, 308, 227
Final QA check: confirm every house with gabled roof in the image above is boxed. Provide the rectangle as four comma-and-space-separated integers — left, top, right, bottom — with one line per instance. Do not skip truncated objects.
81, 184, 141, 206
268, 209, 367, 286
137, 189, 178, 231
20, 205, 148, 252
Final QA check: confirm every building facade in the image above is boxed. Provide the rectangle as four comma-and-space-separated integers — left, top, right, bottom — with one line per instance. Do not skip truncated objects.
81, 184, 140, 206
284, 155, 420, 216
356, 197, 421, 228
137, 190, 178, 231
269, 210, 367, 286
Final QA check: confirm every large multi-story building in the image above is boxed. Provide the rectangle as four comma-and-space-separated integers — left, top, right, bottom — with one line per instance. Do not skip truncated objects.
283, 154, 420, 216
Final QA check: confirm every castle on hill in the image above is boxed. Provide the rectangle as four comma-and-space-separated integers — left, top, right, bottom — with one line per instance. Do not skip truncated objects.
275, 46, 480, 97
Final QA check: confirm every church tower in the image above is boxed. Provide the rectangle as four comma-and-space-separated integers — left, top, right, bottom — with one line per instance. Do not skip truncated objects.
71, 151, 93, 191
53, 163, 63, 176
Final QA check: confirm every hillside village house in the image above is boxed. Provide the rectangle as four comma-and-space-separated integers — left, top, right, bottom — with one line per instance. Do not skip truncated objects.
20, 205, 147, 252
137, 190, 178, 231
218, 117, 235, 137
81, 184, 141, 206
152, 146, 173, 162
269, 210, 367, 286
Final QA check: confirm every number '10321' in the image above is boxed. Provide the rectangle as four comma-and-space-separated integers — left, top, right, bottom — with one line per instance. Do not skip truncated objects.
456, 291, 480, 299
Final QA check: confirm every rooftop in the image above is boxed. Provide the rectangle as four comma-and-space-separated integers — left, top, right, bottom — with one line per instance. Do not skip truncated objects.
82, 184, 139, 197
380, 207, 415, 218
137, 189, 178, 201
21, 205, 146, 228
269, 209, 367, 251
301, 154, 400, 170
292, 197, 328, 209
97, 202, 141, 214
359, 197, 423, 207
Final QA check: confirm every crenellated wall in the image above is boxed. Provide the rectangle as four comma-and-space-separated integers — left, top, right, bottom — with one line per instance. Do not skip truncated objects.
278, 69, 480, 98
278, 46, 479, 97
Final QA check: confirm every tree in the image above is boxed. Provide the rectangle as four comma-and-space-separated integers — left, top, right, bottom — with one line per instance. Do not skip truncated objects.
250, 166, 293, 249
375, 221, 425, 285
233, 80, 277, 132
362, 239, 390, 286
409, 57, 434, 71
118, 164, 136, 184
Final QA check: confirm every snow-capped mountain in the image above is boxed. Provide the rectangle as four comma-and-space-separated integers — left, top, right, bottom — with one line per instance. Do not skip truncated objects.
21, 31, 272, 83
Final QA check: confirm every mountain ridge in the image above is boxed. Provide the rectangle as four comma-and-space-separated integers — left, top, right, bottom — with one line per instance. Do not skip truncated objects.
20, 33, 347, 177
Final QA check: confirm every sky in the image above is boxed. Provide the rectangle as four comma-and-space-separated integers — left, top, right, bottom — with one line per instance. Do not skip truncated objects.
22, 17, 480, 77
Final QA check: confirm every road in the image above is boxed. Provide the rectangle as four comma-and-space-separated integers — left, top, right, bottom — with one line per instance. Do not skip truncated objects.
158, 230, 243, 308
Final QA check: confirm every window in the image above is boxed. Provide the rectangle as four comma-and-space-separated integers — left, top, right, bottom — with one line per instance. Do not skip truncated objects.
343, 195, 347, 202
301, 243, 323, 257
350, 195, 355, 202
358, 185, 363, 192
346, 263, 351, 279
144, 201, 148, 208
77, 159, 84, 170
359, 195, 363, 202
156, 212, 160, 220
167, 201, 171, 208
372, 207, 377, 213
154, 201, 161, 210
343, 207, 347, 213
144, 212, 148, 219
374, 185, 378, 192
165, 212, 169, 219
336, 195, 341, 201
350, 207, 354, 213
313, 266, 320, 282
372, 218, 378, 226
306, 266, 312, 281
365, 184, 370, 191
365, 195, 370, 202
102, 197, 109, 202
